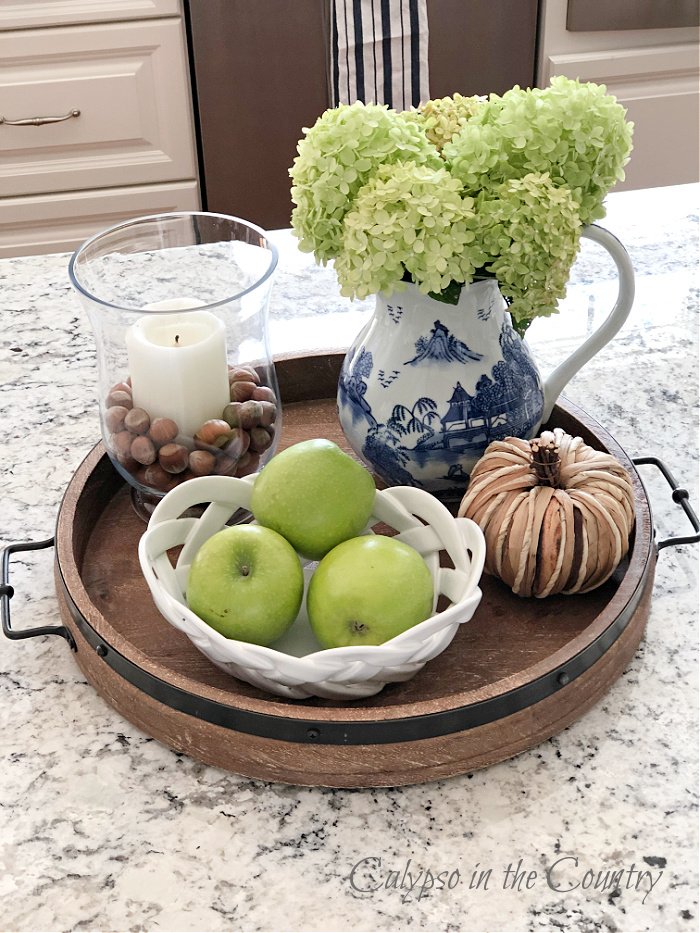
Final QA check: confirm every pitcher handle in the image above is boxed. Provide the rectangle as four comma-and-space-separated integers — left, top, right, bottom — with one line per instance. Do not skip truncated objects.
541, 224, 635, 423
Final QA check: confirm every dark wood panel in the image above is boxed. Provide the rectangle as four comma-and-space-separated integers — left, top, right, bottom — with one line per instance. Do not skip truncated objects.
187, 0, 331, 229
188, 1, 541, 230
427, 0, 540, 96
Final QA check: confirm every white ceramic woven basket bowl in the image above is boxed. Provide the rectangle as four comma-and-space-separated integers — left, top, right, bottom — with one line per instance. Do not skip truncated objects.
138, 474, 485, 700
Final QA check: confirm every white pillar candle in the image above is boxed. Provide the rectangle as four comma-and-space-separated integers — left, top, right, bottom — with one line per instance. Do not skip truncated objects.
125, 299, 230, 438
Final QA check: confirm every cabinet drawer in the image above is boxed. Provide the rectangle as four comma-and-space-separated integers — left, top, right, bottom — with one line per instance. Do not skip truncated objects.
0, 180, 200, 257
0, 19, 197, 197
0, 1, 180, 30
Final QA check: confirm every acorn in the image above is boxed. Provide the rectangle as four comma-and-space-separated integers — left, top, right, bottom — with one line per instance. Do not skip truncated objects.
249, 426, 273, 454
221, 427, 250, 461
131, 435, 157, 465
194, 419, 232, 449
188, 450, 217, 476
111, 430, 134, 463
106, 381, 132, 402
124, 407, 151, 435
258, 401, 277, 428
149, 417, 179, 447
229, 365, 261, 385
158, 443, 189, 474
229, 380, 257, 403
251, 385, 277, 404
106, 389, 133, 410
214, 455, 239, 476
143, 462, 178, 492
105, 405, 128, 434
222, 402, 242, 428
237, 400, 264, 430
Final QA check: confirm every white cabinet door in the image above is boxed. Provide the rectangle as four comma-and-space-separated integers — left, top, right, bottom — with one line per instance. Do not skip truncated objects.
0, 1, 180, 30
0, 19, 197, 197
0, 181, 200, 257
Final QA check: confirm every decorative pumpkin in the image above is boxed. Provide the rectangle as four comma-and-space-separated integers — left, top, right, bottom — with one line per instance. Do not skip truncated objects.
458, 428, 635, 597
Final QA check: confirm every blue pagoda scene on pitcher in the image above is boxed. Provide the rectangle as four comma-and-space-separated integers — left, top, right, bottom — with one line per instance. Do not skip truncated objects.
338, 287, 545, 498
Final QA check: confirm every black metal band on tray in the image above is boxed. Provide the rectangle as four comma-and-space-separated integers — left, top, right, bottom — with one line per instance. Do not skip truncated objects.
53, 544, 653, 747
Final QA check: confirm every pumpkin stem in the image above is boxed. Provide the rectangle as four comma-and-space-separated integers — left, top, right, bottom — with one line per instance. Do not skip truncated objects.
530, 434, 561, 487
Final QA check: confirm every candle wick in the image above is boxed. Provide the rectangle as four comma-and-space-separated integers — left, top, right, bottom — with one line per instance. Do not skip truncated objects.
175, 334, 180, 345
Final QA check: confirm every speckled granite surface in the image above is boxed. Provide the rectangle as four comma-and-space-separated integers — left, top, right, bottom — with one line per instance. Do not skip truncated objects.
1, 185, 698, 933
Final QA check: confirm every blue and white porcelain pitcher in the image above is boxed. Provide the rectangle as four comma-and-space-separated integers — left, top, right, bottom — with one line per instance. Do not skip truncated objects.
338, 225, 635, 499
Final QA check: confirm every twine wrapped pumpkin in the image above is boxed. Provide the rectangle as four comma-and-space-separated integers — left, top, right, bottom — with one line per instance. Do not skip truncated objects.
458, 428, 635, 597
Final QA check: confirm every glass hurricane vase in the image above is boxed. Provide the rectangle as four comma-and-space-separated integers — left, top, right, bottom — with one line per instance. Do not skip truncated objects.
69, 212, 279, 518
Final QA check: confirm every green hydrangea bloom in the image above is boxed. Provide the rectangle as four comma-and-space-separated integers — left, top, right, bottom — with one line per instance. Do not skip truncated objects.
445, 77, 633, 222
290, 102, 440, 262
477, 173, 582, 333
412, 93, 486, 151
334, 162, 485, 299
288, 82, 631, 322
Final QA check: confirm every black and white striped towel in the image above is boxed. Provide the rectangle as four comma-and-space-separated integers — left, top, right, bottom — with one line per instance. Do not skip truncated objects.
330, 0, 430, 110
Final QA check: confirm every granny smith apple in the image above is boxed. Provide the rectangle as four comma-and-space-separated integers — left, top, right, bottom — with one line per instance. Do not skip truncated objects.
187, 525, 303, 645
250, 438, 376, 560
307, 535, 434, 648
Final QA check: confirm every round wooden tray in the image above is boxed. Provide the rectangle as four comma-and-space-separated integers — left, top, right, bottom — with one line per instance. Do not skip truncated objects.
54, 352, 655, 787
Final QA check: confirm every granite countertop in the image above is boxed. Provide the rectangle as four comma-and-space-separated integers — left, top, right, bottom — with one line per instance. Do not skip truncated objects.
1, 185, 698, 933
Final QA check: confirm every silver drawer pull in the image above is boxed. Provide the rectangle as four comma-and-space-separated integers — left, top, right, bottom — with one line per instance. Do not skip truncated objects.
0, 108, 80, 127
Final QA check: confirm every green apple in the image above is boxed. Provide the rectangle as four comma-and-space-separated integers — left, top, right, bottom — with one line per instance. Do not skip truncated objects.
307, 535, 434, 648
186, 524, 303, 645
250, 438, 376, 560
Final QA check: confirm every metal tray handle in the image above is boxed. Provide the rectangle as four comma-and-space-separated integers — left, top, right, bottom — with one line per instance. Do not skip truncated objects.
1, 538, 75, 648
633, 456, 700, 550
